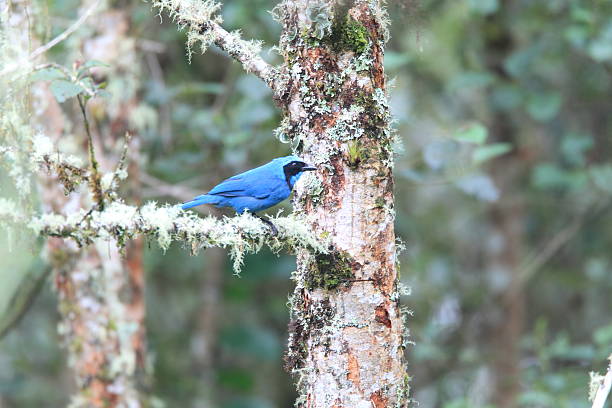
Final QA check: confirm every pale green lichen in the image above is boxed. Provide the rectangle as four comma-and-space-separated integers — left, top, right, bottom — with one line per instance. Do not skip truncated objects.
1, 134, 88, 194
395, 373, 412, 408
0, 198, 21, 223
326, 104, 365, 142
589, 371, 605, 402
16, 201, 328, 275
306, 2, 333, 40
301, 172, 324, 205
152, 0, 223, 62
369, 0, 391, 43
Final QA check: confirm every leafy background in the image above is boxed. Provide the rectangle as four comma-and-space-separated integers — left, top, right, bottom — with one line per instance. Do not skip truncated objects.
1, 0, 611, 407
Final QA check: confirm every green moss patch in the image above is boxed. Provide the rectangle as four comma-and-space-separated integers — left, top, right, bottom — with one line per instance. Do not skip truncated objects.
305, 250, 354, 290
329, 15, 369, 54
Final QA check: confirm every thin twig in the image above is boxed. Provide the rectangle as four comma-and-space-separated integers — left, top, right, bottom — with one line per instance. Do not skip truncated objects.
0, 0, 101, 77
78, 95, 104, 210
29, 0, 100, 60
144, 53, 172, 147
109, 132, 131, 191
517, 199, 611, 285
140, 172, 200, 203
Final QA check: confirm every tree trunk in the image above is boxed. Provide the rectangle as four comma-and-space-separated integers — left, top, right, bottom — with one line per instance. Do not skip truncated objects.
488, 191, 525, 408
278, 1, 409, 406
482, 11, 526, 406
49, 2, 147, 406
192, 247, 225, 405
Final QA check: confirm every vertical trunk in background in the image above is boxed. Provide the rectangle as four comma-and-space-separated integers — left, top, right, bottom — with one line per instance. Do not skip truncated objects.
12, 0, 140, 404
488, 187, 525, 408
193, 247, 225, 405
487, 118, 525, 408
483, 12, 526, 406
278, 1, 409, 406
55, 243, 142, 407
49, 3, 147, 406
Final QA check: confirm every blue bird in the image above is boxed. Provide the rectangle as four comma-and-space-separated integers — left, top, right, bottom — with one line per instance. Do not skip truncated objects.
181, 156, 316, 234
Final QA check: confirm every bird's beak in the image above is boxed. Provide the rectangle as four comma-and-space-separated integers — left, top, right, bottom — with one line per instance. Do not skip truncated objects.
302, 164, 316, 171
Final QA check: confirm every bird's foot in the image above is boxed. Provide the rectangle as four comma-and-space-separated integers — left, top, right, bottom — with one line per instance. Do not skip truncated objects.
254, 214, 278, 237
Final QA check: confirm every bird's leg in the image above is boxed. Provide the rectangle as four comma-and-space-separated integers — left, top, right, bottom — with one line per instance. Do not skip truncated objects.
253, 213, 278, 236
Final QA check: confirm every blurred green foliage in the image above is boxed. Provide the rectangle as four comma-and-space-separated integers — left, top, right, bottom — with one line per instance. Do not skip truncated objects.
1, 0, 611, 407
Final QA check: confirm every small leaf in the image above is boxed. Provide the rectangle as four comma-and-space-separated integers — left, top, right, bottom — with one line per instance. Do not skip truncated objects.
491, 84, 522, 110
561, 133, 593, 166
453, 123, 488, 145
30, 67, 66, 81
587, 22, 612, 62
455, 173, 499, 202
527, 92, 562, 122
50, 80, 85, 103
77, 59, 110, 77
589, 164, 612, 194
593, 323, 612, 346
81, 59, 110, 69
472, 143, 512, 164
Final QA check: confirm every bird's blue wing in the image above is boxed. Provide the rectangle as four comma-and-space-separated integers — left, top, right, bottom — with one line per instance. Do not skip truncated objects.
182, 158, 293, 212
207, 166, 282, 199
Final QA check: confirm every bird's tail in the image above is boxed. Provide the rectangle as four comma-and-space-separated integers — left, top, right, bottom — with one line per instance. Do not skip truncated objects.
181, 194, 219, 210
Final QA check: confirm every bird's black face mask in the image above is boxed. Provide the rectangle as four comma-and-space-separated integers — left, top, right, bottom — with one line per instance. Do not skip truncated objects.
283, 161, 316, 190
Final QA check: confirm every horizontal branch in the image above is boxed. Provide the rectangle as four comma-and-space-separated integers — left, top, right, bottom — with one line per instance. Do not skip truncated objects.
152, 0, 281, 93
2, 200, 327, 273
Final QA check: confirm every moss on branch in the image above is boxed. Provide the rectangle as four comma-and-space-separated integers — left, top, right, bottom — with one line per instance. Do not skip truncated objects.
328, 14, 369, 54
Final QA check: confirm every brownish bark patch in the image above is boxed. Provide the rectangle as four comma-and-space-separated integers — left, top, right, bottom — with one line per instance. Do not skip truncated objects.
323, 158, 346, 210
370, 390, 388, 408
126, 238, 146, 369
375, 303, 392, 328
355, 4, 385, 89
370, 227, 395, 294
312, 112, 338, 135
347, 351, 361, 389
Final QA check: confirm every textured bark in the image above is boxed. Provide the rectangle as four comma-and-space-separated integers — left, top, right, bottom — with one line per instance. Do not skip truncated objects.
55, 243, 142, 407
278, 1, 409, 406
42, 3, 146, 406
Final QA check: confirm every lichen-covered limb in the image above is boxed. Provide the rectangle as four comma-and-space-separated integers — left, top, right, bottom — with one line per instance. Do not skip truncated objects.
7, 201, 327, 273
153, 0, 281, 93
208, 21, 280, 91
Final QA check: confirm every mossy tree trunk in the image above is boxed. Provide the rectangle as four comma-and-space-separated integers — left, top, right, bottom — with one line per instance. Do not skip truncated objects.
32, 3, 148, 406
277, 1, 409, 406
